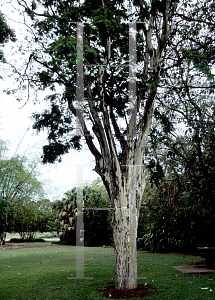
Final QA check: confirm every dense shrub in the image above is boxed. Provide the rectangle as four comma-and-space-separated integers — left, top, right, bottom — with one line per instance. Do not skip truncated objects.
54, 180, 113, 246
9, 238, 45, 243
137, 188, 215, 253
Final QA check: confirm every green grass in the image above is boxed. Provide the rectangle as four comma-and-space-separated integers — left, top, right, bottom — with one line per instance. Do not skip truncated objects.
1, 243, 215, 299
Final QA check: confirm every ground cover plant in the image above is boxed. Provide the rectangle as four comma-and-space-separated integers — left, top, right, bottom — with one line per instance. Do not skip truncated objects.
1, 242, 215, 299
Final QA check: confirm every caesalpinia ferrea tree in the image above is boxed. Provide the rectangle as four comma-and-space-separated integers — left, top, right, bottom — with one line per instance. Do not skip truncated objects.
13, 0, 215, 289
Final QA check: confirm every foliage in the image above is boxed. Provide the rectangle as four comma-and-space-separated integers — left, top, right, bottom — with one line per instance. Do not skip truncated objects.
54, 178, 113, 246
9, 0, 213, 165
7, 198, 55, 239
0, 155, 44, 204
139, 191, 215, 253
9, 237, 45, 242
138, 85, 215, 252
36, 198, 58, 233
0, 139, 48, 240
0, 196, 11, 215
0, 10, 16, 62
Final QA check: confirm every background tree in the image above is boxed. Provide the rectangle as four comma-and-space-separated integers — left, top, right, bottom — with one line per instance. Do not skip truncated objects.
138, 63, 215, 252
0, 195, 11, 245
5, 0, 215, 289
54, 187, 77, 245
37, 198, 57, 234
54, 178, 113, 246
0, 139, 45, 241
7, 197, 54, 239
0, 10, 16, 63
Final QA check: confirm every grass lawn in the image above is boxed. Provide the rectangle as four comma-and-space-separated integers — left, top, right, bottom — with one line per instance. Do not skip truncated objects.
0, 242, 215, 299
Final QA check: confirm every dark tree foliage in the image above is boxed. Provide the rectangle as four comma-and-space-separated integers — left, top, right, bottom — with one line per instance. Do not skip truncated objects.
32, 102, 82, 162
140, 77, 215, 252
0, 11, 16, 62
54, 183, 113, 246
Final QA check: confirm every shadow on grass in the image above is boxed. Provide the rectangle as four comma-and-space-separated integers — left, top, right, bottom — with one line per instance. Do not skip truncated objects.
8, 238, 46, 243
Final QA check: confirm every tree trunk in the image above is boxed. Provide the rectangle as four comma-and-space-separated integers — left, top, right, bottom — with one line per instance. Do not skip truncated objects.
0, 231, 5, 247
113, 207, 129, 289
111, 183, 138, 290
113, 225, 138, 289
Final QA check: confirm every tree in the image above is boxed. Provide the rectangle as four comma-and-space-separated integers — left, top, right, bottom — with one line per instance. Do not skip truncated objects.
0, 139, 45, 241
139, 65, 215, 252
54, 179, 113, 246
7, 197, 54, 239
0, 195, 11, 245
53, 187, 77, 245
37, 198, 57, 233
139, 124, 215, 252
0, 155, 44, 204
0, 10, 16, 62
7, 0, 215, 289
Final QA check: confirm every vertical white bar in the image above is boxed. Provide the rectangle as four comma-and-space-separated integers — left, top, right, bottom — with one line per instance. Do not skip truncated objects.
128, 165, 138, 286
76, 165, 85, 278
68, 23, 93, 281
128, 22, 137, 124
67, 165, 92, 280
75, 23, 85, 278
76, 22, 84, 136
128, 22, 137, 286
